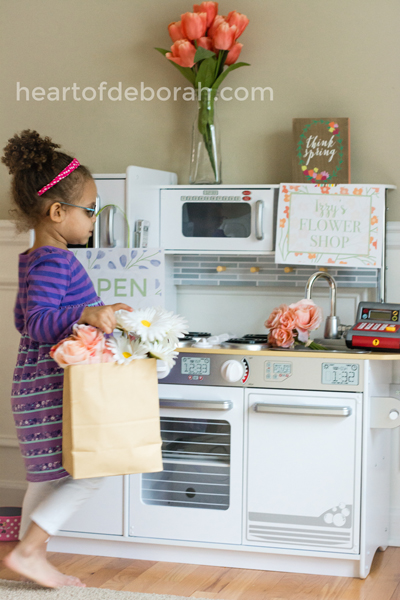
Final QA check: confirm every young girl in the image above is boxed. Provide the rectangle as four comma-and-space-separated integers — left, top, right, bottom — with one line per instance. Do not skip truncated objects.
1, 130, 133, 588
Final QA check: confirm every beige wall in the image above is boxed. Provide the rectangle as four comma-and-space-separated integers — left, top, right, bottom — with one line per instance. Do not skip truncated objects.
0, 0, 399, 218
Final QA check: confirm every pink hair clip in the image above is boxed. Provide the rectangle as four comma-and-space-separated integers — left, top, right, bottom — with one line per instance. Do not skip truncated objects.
37, 158, 80, 196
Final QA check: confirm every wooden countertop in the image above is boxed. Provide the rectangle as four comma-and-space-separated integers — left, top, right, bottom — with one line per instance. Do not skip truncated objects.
178, 347, 400, 360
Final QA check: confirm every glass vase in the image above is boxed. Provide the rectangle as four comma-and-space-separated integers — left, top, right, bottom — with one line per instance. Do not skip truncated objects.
189, 88, 222, 185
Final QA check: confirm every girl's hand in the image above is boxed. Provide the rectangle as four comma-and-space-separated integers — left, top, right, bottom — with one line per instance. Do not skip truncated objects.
78, 303, 133, 334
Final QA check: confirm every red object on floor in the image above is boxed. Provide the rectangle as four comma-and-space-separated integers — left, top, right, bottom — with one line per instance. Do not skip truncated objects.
0, 507, 21, 541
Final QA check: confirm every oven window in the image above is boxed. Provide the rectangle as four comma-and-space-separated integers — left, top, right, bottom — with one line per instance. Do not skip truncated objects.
182, 202, 251, 238
141, 416, 231, 510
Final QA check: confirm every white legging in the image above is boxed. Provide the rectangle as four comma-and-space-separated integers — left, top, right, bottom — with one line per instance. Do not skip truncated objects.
19, 476, 103, 539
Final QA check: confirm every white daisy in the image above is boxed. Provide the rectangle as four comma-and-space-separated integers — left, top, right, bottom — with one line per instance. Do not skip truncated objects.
115, 307, 188, 344
144, 339, 178, 368
106, 334, 147, 365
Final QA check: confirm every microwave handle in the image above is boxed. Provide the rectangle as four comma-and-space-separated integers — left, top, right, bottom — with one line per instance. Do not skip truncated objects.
255, 200, 264, 240
159, 399, 233, 411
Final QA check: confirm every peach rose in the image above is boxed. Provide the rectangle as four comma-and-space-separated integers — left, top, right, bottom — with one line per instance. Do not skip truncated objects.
50, 339, 92, 367
72, 324, 104, 351
268, 327, 295, 348
50, 325, 116, 367
265, 304, 296, 331
289, 299, 323, 342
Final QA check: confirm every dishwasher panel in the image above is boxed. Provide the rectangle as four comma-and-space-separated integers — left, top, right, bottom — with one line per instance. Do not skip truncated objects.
244, 389, 362, 553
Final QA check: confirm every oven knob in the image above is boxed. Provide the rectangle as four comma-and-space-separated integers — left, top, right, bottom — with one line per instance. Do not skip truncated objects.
221, 360, 244, 382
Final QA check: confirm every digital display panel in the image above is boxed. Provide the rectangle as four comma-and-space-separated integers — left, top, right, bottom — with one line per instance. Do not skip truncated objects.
181, 357, 211, 376
322, 363, 359, 386
273, 363, 292, 375
369, 310, 392, 321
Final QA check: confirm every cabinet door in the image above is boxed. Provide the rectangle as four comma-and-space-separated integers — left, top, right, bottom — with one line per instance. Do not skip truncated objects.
61, 476, 124, 536
245, 390, 362, 553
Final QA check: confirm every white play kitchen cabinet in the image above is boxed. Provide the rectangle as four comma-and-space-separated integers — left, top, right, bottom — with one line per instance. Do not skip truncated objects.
52, 350, 400, 579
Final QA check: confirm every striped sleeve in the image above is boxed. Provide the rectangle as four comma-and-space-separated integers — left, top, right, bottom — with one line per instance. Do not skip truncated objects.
25, 254, 85, 343
14, 293, 24, 333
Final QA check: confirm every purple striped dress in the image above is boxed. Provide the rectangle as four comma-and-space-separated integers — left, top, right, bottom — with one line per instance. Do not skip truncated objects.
12, 246, 103, 482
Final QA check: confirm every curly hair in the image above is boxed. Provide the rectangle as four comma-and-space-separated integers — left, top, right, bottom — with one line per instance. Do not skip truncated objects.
1, 130, 92, 232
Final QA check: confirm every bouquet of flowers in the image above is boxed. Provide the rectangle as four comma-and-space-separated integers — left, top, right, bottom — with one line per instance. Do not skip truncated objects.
265, 299, 326, 350
50, 307, 188, 370
156, 2, 250, 182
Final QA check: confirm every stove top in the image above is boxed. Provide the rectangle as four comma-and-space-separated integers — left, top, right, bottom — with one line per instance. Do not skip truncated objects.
178, 332, 212, 347
221, 334, 270, 351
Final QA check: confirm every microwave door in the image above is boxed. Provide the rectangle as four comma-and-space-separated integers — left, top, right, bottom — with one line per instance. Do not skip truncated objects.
159, 189, 275, 253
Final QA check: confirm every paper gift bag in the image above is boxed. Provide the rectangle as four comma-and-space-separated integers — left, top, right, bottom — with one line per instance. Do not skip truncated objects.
62, 359, 163, 479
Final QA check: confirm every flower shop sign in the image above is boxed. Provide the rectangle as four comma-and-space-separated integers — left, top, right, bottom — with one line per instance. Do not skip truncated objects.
73, 248, 164, 307
275, 184, 384, 268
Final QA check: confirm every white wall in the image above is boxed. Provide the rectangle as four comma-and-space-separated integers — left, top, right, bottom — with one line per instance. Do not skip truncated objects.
1, 221, 400, 546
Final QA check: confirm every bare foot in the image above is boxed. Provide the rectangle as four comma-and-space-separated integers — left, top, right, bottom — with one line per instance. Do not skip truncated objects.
3, 549, 86, 588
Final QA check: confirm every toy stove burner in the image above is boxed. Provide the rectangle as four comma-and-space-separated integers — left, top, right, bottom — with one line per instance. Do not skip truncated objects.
222, 334, 270, 351
178, 332, 212, 347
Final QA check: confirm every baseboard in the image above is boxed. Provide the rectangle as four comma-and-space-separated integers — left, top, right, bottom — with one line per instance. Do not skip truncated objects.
0, 479, 27, 506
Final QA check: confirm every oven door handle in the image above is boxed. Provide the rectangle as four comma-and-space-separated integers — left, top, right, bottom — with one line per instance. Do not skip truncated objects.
160, 399, 233, 411
253, 403, 352, 417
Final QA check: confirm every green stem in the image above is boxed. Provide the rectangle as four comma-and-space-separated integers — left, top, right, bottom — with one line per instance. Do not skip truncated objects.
197, 89, 219, 181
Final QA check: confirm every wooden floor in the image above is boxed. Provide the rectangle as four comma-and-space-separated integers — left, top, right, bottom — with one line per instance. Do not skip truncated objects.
1, 542, 400, 598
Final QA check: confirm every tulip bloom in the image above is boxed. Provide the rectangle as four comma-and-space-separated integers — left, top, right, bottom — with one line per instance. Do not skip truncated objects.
168, 21, 184, 42
197, 36, 214, 51
212, 20, 237, 50
194, 2, 219, 28
181, 11, 207, 40
166, 39, 197, 68
225, 42, 243, 65
208, 14, 225, 38
225, 11, 249, 39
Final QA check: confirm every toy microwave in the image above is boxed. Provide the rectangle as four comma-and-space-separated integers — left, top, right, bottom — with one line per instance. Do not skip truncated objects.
346, 302, 400, 351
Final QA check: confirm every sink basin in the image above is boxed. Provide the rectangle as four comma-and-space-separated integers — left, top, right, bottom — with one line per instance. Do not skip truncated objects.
273, 338, 371, 354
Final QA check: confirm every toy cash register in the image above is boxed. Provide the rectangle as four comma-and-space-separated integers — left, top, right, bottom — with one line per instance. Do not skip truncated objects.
346, 302, 400, 351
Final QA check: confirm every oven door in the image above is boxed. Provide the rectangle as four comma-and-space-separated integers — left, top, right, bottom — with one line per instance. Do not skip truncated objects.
129, 384, 243, 544
159, 188, 275, 253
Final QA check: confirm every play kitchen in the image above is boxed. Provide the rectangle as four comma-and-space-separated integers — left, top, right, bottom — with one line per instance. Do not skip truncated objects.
49, 168, 400, 579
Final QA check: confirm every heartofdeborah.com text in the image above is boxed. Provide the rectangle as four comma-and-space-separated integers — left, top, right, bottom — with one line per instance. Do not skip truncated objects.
16, 82, 273, 102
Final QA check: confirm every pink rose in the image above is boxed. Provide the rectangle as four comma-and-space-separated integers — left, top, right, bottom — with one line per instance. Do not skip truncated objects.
265, 304, 296, 331
268, 327, 295, 348
289, 299, 323, 342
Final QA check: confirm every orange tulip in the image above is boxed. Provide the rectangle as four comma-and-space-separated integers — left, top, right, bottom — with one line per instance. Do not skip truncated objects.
212, 20, 237, 50
225, 42, 243, 65
197, 36, 214, 51
194, 2, 219, 28
208, 14, 225, 38
166, 39, 197, 68
168, 21, 184, 42
225, 10, 249, 39
181, 12, 207, 40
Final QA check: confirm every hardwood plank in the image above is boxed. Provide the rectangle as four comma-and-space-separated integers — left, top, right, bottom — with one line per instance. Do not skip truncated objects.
1, 545, 400, 599
98, 559, 158, 591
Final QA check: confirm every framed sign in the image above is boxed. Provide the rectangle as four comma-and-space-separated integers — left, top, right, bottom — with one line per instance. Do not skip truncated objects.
74, 248, 164, 307
292, 118, 350, 184
275, 184, 384, 268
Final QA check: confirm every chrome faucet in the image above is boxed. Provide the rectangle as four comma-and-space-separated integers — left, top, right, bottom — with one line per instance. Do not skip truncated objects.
305, 272, 340, 339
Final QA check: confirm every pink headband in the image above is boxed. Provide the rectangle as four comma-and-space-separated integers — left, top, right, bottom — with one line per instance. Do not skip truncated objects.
37, 158, 80, 196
